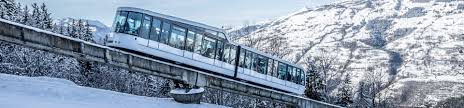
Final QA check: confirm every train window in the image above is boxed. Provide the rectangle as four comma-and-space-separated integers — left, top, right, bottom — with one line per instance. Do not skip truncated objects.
299, 69, 303, 84
293, 67, 298, 83
185, 30, 195, 52
125, 12, 143, 36
301, 69, 305, 85
288, 65, 294, 81
139, 14, 152, 39
169, 26, 186, 49
239, 48, 246, 68
149, 18, 161, 41
295, 69, 300, 84
160, 22, 171, 44
194, 33, 203, 54
273, 60, 279, 77
229, 46, 236, 65
245, 50, 252, 69
257, 55, 268, 74
223, 44, 230, 63
215, 41, 224, 61
278, 62, 287, 80
267, 59, 273, 76
287, 66, 292, 81
201, 36, 217, 58
251, 53, 257, 71
114, 11, 128, 33
294, 68, 300, 84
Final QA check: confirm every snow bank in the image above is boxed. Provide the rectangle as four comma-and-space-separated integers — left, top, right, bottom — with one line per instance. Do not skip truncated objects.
0, 73, 228, 108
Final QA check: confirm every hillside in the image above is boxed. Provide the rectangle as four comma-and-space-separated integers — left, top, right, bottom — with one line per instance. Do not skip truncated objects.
232, 0, 464, 107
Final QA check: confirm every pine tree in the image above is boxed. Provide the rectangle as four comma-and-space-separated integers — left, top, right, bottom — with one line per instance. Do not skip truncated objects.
21, 5, 29, 25
0, 0, 5, 19
76, 19, 84, 39
83, 21, 94, 42
1, 0, 16, 20
59, 24, 64, 35
31, 3, 41, 28
66, 20, 72, 36
13, 2, 22, 23
304, 63, 324, 101
40, 3, 52, 30
69, 19, 77, 38
336, 73, 353, 107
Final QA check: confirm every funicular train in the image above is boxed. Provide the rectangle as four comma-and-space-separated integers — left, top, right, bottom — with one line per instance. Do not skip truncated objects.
106, 7, 305, 94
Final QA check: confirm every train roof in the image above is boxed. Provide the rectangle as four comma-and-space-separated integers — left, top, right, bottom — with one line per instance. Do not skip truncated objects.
118, 7, 229, 39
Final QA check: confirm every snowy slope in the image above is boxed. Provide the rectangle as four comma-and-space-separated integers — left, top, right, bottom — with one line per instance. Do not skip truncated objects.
232, 0, 464, 106
0, 73, 227, 108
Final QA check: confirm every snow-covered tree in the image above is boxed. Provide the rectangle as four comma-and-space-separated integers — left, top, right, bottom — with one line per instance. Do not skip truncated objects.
21, 5, 29, 25
335, 73, 353, 107
304, 57, 325, 101
353, 65, 388, 108
68, 19, 77, 38
40, 3, 52, 30
31, 3, 41, 28
0, 0, 17, 20
83, 21, 94, 42
12, 2, 22, 22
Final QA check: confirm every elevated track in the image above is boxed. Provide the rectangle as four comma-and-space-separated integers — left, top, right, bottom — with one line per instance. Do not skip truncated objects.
0, 19, 341, 108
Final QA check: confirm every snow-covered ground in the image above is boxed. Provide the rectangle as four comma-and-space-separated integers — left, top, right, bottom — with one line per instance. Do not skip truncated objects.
0, 73, 227, 108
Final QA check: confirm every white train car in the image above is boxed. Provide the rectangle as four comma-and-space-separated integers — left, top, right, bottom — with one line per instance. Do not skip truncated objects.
106, 7, 305, 94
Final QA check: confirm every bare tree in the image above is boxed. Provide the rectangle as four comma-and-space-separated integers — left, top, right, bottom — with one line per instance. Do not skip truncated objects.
354, 65, 388, 108
303, 53, 341, 103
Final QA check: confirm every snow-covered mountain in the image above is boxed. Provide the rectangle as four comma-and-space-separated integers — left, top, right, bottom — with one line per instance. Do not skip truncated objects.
232, 0, 464, 107
55, 18, 110, 44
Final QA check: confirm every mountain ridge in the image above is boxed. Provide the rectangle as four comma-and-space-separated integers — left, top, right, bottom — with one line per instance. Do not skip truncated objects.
231, 0, 464, 107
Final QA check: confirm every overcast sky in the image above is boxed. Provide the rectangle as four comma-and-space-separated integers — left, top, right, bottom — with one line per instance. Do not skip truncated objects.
17, 0, 338, 27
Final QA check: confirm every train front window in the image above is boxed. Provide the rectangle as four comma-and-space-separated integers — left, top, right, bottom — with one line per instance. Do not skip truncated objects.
201, 36, 216, 58
169, 26, 186, 49
186, 30, 195, 52
149, 18, 161, 41
125, 12, 142, 36
215, 41, 224, 61
278, 62, 287, 80
160, 22, 171, 44
139, 14, 152, 39
114, 11, 128, 33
